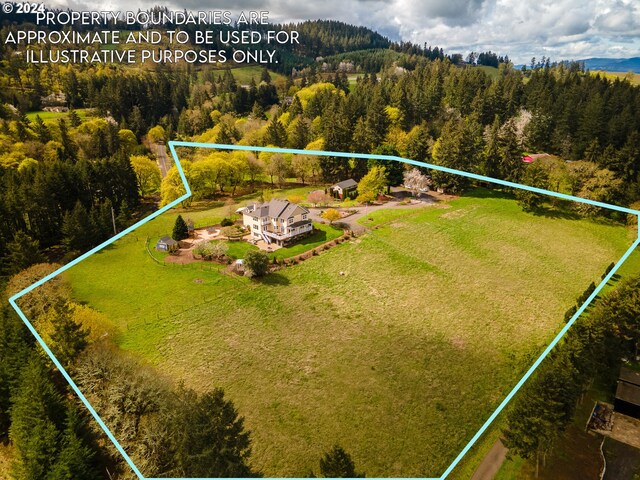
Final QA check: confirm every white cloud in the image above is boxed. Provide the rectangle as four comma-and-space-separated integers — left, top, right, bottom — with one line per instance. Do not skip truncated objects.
43, 0, 640, 63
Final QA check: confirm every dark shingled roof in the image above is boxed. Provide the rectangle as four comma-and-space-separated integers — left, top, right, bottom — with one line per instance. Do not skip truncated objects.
332, 178, 358, 190
157, 235, 177, 245
619, 367, 640, 387
243, 199, 309, 220
616, 381, 640, 407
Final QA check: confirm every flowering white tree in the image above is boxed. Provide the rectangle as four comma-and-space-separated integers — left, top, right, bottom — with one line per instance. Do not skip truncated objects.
403, 168, 432, 197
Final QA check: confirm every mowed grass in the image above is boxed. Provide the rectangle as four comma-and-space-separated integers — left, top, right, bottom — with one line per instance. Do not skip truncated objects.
227, 66, 287, 84
25, 108, 90, 123
63, 189, 637, 477
476, 65, 500, 79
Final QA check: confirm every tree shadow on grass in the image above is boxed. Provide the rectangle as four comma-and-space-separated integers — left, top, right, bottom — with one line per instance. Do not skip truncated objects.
530, 206, 582, 221
299, 230, 328, 245
605, 273, 623, 289
463, 186, 515, 200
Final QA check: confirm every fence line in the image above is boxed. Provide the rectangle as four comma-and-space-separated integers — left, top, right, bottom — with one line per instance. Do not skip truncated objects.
144, 236, 165, 266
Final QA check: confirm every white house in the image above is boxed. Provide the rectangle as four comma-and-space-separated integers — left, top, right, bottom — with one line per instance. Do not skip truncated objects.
241, 199, 312, 246
330, 179, 358, 199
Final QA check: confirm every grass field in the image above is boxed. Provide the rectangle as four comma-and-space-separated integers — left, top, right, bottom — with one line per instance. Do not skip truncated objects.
226, 66, 287, 85
477, 65, 501, 79
25, 108, 91, 123
62, 188, 638, 477
592, 70, 640, 85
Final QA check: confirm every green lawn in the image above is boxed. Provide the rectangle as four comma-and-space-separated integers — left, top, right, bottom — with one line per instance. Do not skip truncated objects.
25, 108, 90, 123
62, 189, 638, 477
477, 65, 500, 79
271, 223, 343, 260
226, 66, 287, 85
224, 240, 258, 259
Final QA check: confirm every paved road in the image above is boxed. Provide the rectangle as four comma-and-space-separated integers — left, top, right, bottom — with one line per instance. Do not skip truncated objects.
470, 439, 509, 480
154, 142, 170, 177
308, 197, 435, 234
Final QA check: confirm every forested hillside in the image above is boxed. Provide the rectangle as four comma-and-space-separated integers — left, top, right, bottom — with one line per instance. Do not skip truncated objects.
1, 5, 640, 478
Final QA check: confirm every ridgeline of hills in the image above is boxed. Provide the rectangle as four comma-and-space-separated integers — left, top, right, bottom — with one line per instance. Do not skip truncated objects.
0, 6, 457, 73
577, 57, 640, 74
2, 3, 640, 75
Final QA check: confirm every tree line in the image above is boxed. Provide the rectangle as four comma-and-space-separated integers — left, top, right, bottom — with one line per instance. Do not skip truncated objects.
0, 263, 367, 479
0, 263, 258, 479
502, 273, 640, 477
162, 57, 640, 216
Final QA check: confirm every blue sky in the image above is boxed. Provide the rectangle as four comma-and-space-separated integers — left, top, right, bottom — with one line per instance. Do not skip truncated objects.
48, 0, 640, 64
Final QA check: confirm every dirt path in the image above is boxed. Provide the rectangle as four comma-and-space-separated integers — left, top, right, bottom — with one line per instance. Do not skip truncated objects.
471, 439, 508, 480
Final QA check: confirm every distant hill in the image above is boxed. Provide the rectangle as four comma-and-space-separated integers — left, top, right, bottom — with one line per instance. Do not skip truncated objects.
579, 57, 640, 73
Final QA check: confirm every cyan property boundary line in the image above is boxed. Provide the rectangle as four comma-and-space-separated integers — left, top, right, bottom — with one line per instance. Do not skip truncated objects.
7, 140, 640, 480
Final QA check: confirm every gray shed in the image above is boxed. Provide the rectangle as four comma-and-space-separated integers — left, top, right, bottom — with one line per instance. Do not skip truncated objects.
156, 236, 178, 252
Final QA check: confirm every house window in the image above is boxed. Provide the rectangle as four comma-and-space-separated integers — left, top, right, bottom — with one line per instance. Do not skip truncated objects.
302, 214, 308, 220
288, 217, 293, 224
253, 225, 258, 230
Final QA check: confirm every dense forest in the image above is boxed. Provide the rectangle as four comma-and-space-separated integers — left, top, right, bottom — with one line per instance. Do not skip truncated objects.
0, 264, 258, 479
1, 5, 640, 479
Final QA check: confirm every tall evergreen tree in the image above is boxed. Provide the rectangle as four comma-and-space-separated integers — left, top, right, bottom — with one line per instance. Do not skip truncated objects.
0, 310, 34, 437
166, 387, 254, 477
62, 201, 95, 253
319, 445, 363, 478
9, 356, 65, 480
364, 90, 390, 149
289, 118, 310, 150
172, 215, 189, 241
48, 306, 89, 369
62, 201, 95, 252
57, 119, 77, 162
3, 231, 44, 276
264, 117, 288, 147
32, 115, 51, 143
405, 122, 432, 162
496, 119, 523, 182
288, 95, 303, 117
47, 406, 101, 480
68, 110, 81, 128
370, 144, 404, 190
431, 119, 472, 193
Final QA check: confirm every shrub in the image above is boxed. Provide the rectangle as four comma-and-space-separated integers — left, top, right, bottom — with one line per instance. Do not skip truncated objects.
221, 218, 234, 227
564, 305, 577, 323
602, 262, 615, 279
243, 251, 270, 278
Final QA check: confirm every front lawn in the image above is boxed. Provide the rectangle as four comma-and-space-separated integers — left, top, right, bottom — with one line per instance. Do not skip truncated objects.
270, 223, 343, 260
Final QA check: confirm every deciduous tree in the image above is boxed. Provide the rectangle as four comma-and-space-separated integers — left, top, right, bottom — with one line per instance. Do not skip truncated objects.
322, 208, 341, 224
244, 251, 270, 278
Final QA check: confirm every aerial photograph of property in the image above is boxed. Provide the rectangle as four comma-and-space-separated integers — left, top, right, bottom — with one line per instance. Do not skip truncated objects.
1, 1, 640, 479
